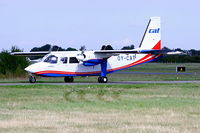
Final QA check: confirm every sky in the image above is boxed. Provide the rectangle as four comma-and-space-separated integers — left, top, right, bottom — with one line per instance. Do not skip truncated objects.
0, 0, 200, 51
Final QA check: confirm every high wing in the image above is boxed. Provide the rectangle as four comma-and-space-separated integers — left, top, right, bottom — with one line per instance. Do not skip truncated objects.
11, 45, 55, 57
81, 49, 185, 66
10, 51, 49, 56
94, 49, 184, 58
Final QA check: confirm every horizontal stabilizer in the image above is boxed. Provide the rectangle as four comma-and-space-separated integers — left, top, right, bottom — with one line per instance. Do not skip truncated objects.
94, 49, 186, 56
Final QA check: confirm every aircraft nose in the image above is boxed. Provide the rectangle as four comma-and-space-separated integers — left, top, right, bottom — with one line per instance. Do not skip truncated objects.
25, 64, 36, 73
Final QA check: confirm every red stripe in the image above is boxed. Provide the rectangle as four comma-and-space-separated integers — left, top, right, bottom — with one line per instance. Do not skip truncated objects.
35, 70, 100, 75
107, 54, 152, 72
153, 40, 161, 50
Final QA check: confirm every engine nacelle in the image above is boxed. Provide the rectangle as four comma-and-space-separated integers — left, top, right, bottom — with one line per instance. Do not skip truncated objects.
82, 59, 104, 66
77, 52, 104, 66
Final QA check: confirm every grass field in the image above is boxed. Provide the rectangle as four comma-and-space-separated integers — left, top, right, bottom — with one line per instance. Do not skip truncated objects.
0, 84, 200, 133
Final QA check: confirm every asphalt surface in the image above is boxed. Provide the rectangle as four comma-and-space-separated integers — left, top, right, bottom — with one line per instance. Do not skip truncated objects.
1, 80, 200, 86
1, 72, 200, 86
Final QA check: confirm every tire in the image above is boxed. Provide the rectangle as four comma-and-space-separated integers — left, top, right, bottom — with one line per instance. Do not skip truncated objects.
64, 76, 74, 83
98, 77, 102, 83
102, 77, 108, 83
98, 76, 108, 83
29, 76, 36, 83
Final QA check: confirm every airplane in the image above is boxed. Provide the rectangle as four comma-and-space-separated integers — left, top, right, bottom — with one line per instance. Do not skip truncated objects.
11, 17, 183, 83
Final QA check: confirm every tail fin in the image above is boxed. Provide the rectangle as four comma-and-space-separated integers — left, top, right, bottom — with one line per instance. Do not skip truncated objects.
139, 17, 161, 50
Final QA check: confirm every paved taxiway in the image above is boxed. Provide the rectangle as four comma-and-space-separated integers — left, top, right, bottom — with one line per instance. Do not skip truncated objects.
1, 80, 200, 86
1, 72, 200, 86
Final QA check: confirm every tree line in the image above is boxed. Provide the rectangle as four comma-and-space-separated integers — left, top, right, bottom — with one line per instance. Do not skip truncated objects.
0, 46, 29, 78
158, 47, 200, 63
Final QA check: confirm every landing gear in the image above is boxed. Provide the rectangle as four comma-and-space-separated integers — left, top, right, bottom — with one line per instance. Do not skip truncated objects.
98, 76, 108, 83
29, 76, 36, 83
64, 76, 74, 82
97, 59, 108, 83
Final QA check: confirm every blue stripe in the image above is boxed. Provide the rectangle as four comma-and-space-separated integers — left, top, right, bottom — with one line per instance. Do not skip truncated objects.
39, 73, 101, 77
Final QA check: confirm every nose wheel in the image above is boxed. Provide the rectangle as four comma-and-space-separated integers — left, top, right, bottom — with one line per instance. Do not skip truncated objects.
98, 76, 108, 83
29, 76, 36, 83
64, 76, 74, 82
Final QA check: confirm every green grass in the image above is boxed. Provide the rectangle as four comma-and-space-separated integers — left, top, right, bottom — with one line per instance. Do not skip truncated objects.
0, 84, 200, 132
1, 63, 200, 132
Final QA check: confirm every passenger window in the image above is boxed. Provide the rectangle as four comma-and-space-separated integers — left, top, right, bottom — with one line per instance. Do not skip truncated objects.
44, 55, 58, 64
61, 57, 68, 64
69, 57, 79, 63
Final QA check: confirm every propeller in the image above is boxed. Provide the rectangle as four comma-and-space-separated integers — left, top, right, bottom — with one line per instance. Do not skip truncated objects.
77, 46, 86, 61
80, 46, 86, 58
48, 45, 54, 53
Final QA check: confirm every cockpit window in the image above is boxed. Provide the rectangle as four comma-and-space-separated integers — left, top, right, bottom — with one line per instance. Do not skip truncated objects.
69, 57, 79, 63
44, 55, 58, 64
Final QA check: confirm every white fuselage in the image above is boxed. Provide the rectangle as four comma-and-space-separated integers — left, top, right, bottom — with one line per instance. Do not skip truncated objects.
25, 51, 160, 77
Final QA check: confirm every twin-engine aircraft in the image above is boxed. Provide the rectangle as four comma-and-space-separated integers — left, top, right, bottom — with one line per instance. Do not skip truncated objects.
11, 17, 182, 83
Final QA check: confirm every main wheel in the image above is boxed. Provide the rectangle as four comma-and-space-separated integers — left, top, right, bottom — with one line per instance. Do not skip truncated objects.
29, 76, 36, 83
98, 77, 101, 83
98, 76, 108, 83
64, 76, 74, 82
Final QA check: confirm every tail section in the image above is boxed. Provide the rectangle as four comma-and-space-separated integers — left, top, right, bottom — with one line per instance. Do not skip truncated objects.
139, 17, 161, 50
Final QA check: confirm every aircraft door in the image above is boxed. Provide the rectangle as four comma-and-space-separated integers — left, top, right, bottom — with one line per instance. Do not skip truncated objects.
68, 57, 79, 70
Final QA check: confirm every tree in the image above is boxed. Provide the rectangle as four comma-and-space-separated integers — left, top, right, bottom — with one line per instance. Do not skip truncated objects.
101, 45, 113, 50
31, 44, 66, 52
105, 45, 113, 50
121, 45, 135, 50
162, 46, 171, 51
66, 47, 77, 51
52, 45, 65, 51
101, 45, 106, 50
31, 44, 51, 51
0, 46, 29, 76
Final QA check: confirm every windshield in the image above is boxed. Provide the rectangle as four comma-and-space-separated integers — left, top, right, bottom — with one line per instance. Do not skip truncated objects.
44, 55, 58, 64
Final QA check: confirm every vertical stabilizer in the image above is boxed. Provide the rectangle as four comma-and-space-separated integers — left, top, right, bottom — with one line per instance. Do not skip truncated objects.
139, 17, 161, 50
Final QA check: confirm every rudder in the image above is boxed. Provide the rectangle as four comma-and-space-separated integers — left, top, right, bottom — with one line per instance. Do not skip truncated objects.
139, 17, 161, 50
